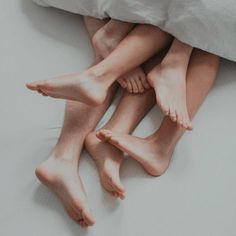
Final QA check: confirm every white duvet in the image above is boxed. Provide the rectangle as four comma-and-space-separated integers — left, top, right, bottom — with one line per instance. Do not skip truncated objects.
34, 0, 236, 62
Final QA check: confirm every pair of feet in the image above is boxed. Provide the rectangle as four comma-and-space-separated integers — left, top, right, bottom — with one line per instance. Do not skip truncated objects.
26, 63, 192, 129
36, 129, 174, 228
26, 23, 192, 129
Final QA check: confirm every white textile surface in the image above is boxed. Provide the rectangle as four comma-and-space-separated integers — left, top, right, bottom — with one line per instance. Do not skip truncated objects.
1, 1, 236, 236
34, 0, 236, 62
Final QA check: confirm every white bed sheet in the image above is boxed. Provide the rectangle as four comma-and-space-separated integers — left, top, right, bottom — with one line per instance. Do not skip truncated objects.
1, 1, 236, 236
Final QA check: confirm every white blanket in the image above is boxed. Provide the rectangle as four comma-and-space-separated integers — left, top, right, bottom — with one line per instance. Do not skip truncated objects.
34, 0, 236, 62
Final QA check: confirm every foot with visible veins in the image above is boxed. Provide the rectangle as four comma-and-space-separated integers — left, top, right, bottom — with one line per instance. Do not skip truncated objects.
96, 129, 174, 176
26, 70, 111, 106
85, 132, 125, 199
148, 63, 192, 130
92, 23, 150, 94
35, 154, 95, 227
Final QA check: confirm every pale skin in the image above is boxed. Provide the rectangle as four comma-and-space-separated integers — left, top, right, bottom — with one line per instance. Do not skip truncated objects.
84, 25, 158, 199
26, 25, 195, 130
35, 17, 114, 228
30, 16, 219, 228
92, 19, 150, 93
34, 18, 167, 227
26, 24, 172, 106
35, 93, 116, 228
97, 50, 220, 176
148, 39, 193, 130
85, 89, 156, 199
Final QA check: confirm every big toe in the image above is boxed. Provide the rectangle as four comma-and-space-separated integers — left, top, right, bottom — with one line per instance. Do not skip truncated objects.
118, 78, 127, 89
176, 111, 192, 130
27, 80, 52, 92
26, 81, 40, 91
184, 116, 193, 131
106, 170, 125, 198
111, 178, 125, 199
96, 129, 112, 141
82, 208, 95, 226
131, 78, 139, 93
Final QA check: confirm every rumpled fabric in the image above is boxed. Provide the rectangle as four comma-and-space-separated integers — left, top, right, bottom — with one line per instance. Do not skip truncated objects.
33, 0, 236, 61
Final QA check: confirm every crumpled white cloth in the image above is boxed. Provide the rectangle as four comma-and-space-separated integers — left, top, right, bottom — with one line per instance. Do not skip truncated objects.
33, 0, 236, 62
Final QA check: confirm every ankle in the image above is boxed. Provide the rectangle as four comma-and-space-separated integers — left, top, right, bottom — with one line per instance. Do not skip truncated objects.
86, 61, 117, 78
50, 138, 83, 163
160, 57, 187, 72
103, 121, 135, 134
101, 126, 128, 134
147, 131, 178, 155
162, 46, 192, 69
86, 65, 119, 85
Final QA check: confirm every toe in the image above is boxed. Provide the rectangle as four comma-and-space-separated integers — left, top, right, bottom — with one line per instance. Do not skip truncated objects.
65, 206, 78, 222
136, 78, 144, 93
161, 103, 170, 116
96, 129, 113, 141
118, 78, 127, 89
104, 133, 113, 141
112, 191, 119, 198
187, 122, 193, 131
26, 81, 40, 91
126, 80, 133, 93
103, 130, 113, 140
173, 110, 178, 122
169, 107, 177, 122
118, 192, 125, 200
177, 110, 190, 130
78, 219, 87, 228
109, 136, 120, 146
183, 117, 190, 130
110, 176, 125, 196
82, 208, 95, 226
38, 89, 48, 96
95, 130, 104, 140
184, 114, 193, 131
156, 95, 169, 116
176, 112, 184, 127
130, 78, 139, 93
28, 80, 53, 93
140, 76, 150, 90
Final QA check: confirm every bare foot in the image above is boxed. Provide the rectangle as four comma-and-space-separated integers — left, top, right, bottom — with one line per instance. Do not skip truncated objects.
92, 25, 150, 94
118, 67, 150, 93
26, 71, 110, 106
96, 129, 174, 176
35, 157, 95, 227
148, 64, 193, 130
85, 132, 125, 199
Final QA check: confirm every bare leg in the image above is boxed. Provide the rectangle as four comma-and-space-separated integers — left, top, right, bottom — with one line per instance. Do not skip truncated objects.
97, 50, 220, 176
85, 89, 155, 199
92, 19, 149, 93
92, 19, 135, 58
83, 16, 107, 62
26, 24, 172, 105
148, 39, 193, 129
35, 17, 117, 228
